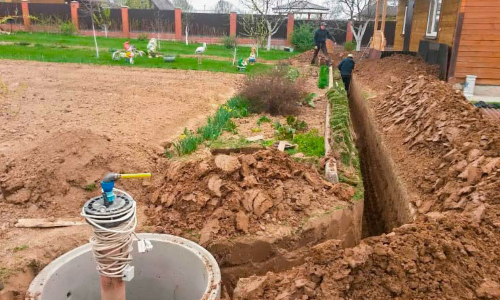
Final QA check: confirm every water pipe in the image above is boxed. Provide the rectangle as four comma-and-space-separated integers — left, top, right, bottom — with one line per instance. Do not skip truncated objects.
81, 172, 152, 300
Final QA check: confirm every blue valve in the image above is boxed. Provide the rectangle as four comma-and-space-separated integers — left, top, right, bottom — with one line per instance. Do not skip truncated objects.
101, 180, 115, 207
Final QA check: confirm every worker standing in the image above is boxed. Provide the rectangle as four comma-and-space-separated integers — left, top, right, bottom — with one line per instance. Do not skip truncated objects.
338, 54, 355, 93
311, 22, 336, 66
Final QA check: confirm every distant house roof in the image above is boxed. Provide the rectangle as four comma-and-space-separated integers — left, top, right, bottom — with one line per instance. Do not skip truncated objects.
358, 3, 398, 19
273, 1, 329, 14
150, 0, 174, 10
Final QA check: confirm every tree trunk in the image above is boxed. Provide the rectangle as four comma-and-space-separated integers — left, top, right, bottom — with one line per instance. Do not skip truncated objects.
92, 21, 99, 58
265, 20, 272, 51
350, 21, 369, 52
104, 25, 108, 38
185, 26, 189, 45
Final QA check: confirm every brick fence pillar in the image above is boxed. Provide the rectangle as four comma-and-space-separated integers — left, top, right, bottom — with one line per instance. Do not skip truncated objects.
175, 8, 182, 40
70, 1, 79, 30
346, 20, 353, 43
286, 13, 294, 45
229, 12, 237, 37
21, 0, 30, 30
121, 6, 129, 38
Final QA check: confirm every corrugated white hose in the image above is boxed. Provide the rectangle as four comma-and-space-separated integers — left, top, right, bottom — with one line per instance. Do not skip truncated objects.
81, 188, 137, 278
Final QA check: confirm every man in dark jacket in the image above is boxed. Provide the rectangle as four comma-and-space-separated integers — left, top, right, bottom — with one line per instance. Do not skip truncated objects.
337, 54, 355, 92
311, 22, 336, 66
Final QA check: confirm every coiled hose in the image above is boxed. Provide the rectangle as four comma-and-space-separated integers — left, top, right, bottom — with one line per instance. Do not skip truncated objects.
81, 188, 137, 278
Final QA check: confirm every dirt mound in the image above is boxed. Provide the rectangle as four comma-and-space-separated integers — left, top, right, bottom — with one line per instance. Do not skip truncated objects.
355, 55, 440, 91
233, 217, 500, 300
144, 150, 353, 246
0, 129, 156, 223
375, 75, 500, 219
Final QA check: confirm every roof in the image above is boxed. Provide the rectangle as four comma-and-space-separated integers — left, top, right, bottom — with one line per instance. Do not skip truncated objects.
358, 3, 398, 18
273, 1, 329, 13
150, 0, 174, 10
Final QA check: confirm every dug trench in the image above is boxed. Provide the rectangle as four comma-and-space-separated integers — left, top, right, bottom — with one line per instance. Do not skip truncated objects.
231, 55, 500, 299
349, 78, 415, 237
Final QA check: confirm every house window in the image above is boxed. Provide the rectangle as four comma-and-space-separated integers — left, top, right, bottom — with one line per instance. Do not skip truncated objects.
402, 6, 408, 35
426, 0, 442, 38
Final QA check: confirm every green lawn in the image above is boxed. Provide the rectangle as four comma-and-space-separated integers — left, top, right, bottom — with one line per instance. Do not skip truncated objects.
0, 32, 300, 60
0, 43, 272, 74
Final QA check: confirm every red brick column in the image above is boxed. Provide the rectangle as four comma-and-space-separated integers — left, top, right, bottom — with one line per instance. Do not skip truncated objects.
21, 0, 30, 30
229, 12, 237, 37
286, 13, 294, 45
70, 1, 79, 30
175, 8, 182, 40
121, 6, 129, 38
346, 20, 353, 43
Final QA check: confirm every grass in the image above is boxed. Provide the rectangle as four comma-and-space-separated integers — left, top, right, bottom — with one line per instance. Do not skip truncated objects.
12, 245, 29, 252
288, 129, 325, 158
318, 65, 329, 89
0, 32, 300, 61
83, 183, 97, 191
167, 96, 249, 156
208, 136, 252, 149
0, 43, 272, 74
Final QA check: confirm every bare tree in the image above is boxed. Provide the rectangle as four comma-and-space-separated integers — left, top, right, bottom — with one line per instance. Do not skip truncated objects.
239, 0, 290, 51
80, 0, 100, 58
93, 6, 112, 38
173, 0, 193, 11
213, 0, 236, 13
239, 13, 268, 56
327, 0, 372, 51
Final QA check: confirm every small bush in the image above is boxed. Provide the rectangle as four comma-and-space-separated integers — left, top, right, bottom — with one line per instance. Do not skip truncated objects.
240, 66, 306, 116
345, 41, 357, 51
221, 35, 237, 49
291, 23, 315, 51
59, 21, 77, 36
137, 32, 149, 41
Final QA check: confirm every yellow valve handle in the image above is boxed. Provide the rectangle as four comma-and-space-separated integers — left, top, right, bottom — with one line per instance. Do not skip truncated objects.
120, 173, 152, 179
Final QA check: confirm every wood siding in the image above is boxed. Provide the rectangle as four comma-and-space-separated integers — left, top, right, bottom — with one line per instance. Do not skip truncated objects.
395, 0, 460, 51
455, 0, 500, 85
394, 0, 407, 50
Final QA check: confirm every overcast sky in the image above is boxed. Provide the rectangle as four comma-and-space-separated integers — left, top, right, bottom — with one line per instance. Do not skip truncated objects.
189, 0, 326, 11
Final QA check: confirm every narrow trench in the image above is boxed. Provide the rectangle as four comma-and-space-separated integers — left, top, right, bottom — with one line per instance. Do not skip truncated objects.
347, 78, 414, 238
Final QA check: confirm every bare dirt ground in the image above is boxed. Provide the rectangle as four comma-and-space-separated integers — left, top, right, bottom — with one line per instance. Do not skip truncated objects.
0, 60, 241, 299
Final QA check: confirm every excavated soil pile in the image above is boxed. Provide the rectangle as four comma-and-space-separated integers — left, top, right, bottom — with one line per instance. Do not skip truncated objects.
375, 75, 500, 217
232, 68, 500, 299
355, 55, 439, 91
233, 216, 500, 300
144, 150, 353, 246
0, 129, 155, 223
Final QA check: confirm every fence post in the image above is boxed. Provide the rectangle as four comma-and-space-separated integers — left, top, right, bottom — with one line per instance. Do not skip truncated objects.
286, 13, 294, 45
21, 0, 30, 30
230, 12, 237, 37
346, 20, 353, 43
175, 8, 182, 40
121, 6, 130, 38
70, 1, 79, 31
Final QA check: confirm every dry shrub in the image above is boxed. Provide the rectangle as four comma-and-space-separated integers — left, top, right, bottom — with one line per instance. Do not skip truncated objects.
240, 66, 306, 116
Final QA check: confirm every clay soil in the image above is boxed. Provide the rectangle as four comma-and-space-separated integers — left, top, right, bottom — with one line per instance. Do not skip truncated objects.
233, 56, 500, 300
0, 60, 241, 299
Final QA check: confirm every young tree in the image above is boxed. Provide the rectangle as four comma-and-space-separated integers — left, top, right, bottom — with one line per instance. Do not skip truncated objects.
213, 0, 236, 13
173, 0, 193, 11
327, 0, 372, 51
239, 0, 291, 51
80, 0, 100, 58
239, 13, 267, 56
93, 6, 112, 38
